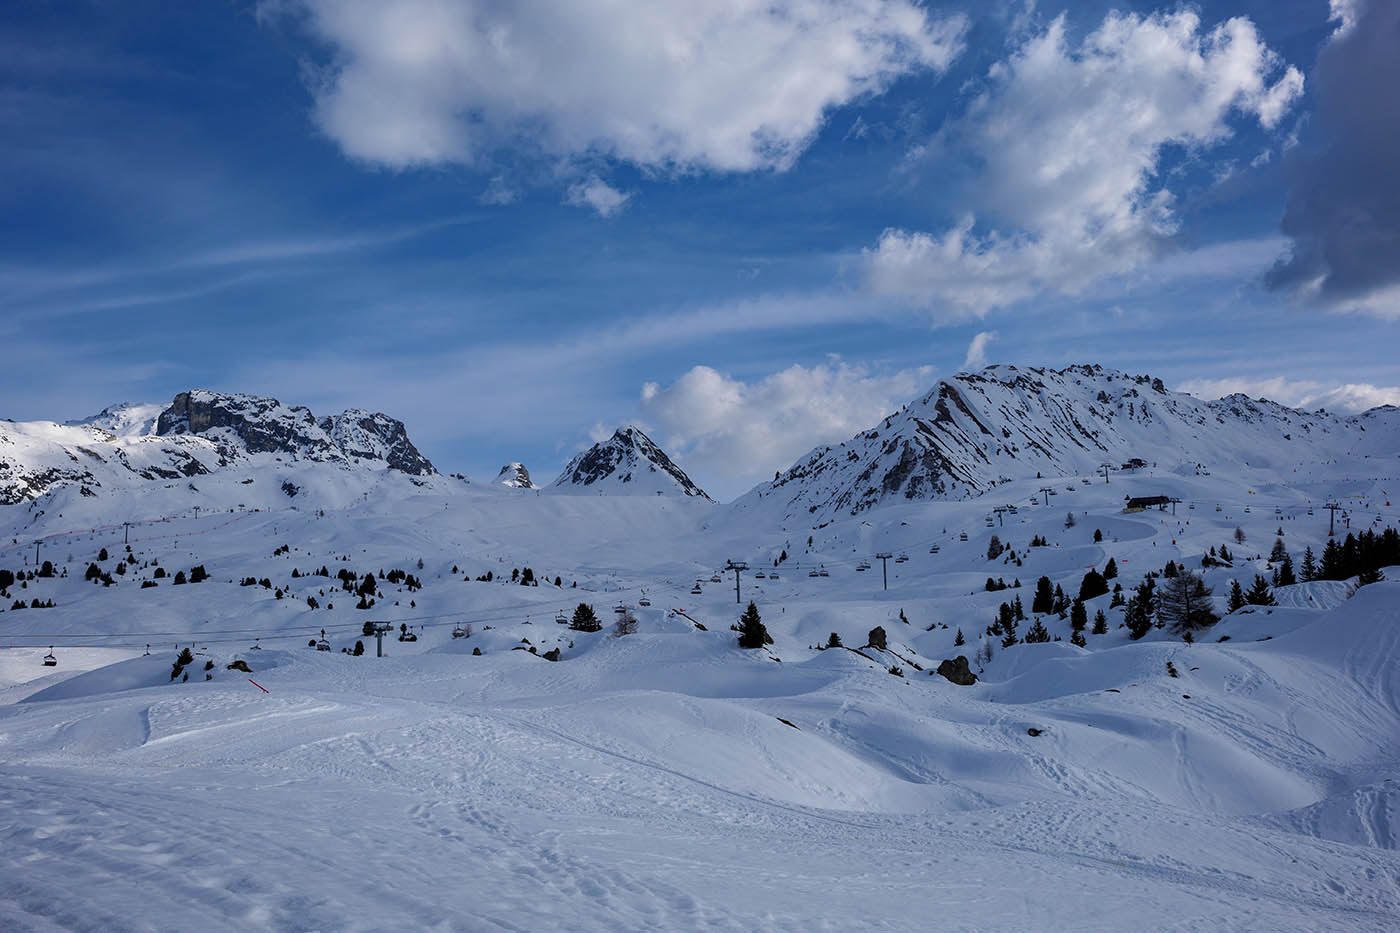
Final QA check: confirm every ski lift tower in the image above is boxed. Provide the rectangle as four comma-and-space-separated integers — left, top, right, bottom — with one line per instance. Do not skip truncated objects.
874, 553, 893, 591
1324, 501, 1341, 537
369, 622, 393, 657
724, 561, 748, 604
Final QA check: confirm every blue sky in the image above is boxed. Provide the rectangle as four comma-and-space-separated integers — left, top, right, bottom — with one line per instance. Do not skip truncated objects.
2, 0, 1396, 500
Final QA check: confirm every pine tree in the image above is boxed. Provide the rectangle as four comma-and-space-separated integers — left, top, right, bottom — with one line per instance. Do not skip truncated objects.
1163, 561, 1178, 578
954, 628, 964, 647
1103, 557, 1117, 580
738, 602, 770, 649
1070, 600, 1087, 632
826, 632, 842, 648
1023, 619, 1050, 643
1234, 526, 1246, 544
1244, 575, 1275, 606
987, 535, 1004, 560
1032, 576, 1054, 614
1269, 538, 1289, 563
1273, 555, 1296, 587
569, 602, 602, 632
1092, 609, 1108, 635
1079, 569, 1108, 601
1070, 629, 1087, 647
1158, 569, 1220, 634
1227, 579, 1247, 612
1094, 528, 1103, 543
1125, 595, 1153, 640
1300, 546, 1317, 581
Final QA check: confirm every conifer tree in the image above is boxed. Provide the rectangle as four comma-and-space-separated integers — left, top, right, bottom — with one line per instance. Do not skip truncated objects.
1023, 618, 1050, 643
738, 602, 770, 649
954, 628, 964, 647
1273, 555, 1296, 587
1125, 595, 1153, 640
1103, 557, 1117, 580
1269, 538, 1289, 563
1092, 609, 1108, 635
569, 602, 602, 632
1070, 600, 1087, 633
1158, 569, 1220, 634
1300, 546, 1317, 582
1227, 579, 1247, 612
1245, 575, 1275, 606
1032, 576, 1054, 614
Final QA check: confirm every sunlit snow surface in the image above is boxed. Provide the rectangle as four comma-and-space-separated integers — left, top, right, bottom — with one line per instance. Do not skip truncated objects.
3, 452, 1400, 930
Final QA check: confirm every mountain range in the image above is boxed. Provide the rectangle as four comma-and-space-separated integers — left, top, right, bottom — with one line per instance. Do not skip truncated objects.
4, 367, 1395, 517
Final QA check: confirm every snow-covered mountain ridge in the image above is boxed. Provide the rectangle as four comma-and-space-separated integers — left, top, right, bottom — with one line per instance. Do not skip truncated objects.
552, 426, 711, 500
0, 390, 434, 505
736, 364, 1399, 521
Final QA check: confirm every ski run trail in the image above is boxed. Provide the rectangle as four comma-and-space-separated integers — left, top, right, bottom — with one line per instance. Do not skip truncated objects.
3, 441, 1400, 930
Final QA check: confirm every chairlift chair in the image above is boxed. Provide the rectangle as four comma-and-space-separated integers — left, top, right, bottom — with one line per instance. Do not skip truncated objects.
930, 544, 940, 554
692, 584, 704, 594
709, 575, 721, 583
556, 611, 568, 624
753, 572, 765, 580
42, 647, 57, 667
769, 573, 779, 580
638, 596, 652, 606
316, 638, 331, 652
451, 624, 467, 638
808, 570, 819, 578
819, 567, 829, 577
959, 532, 968, 541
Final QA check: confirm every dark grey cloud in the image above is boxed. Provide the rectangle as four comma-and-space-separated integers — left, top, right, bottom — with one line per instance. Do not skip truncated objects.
1266, 0, 1400, 308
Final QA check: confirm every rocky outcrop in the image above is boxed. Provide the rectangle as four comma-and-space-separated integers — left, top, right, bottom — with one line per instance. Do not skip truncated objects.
496, 462, 535, 489
935, 656, 977, 686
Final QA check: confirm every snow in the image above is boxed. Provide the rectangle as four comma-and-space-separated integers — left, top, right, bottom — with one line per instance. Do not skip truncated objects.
2, 376, 1399, 929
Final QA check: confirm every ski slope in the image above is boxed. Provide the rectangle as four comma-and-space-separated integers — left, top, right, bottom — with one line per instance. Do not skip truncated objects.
2, 416, 1399, 929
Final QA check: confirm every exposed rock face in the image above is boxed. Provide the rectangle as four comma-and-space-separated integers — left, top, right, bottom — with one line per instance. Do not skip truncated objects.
733, 364, 1399, 521
551, 426, 710, 499
496, 462, 535, 489
320, 410, 435, 476
155, 391, 434, 475
936, 656, 978, 686
0, 390, 435, 503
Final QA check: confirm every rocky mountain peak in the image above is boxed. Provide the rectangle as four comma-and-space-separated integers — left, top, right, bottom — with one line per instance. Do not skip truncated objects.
551, 425, 710, 499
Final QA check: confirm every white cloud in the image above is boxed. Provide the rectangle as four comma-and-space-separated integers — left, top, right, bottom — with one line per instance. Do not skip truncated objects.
1178, 376, 1400, 413
865, 10, 1303, 319
564, 176, 631, 218
478, 175, 518, 206
962, 330, 998, 370
275, 0, 965, 174
638, 360, 934, 494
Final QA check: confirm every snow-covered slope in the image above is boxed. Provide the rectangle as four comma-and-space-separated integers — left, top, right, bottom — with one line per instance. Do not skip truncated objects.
496, 462, 535, 489
0, 390, 435, 505
64, 402, 164, 437
734, 364, 1400, 521
551, 426, 711, 500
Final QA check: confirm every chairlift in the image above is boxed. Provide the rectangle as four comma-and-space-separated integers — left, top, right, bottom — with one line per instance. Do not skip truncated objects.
316, 638, 331, 652
1215, 504, 1223, 512
959, 531, 969, 542
1188, 503, 1195, 510
1244, 506, 1251, 513
1030, 497, 1039, 505
397, 632, 417, 643
709, 575, 722, 583
1307, 507, 1314, 515
692, 584, 704, 594
753, 572, 765, 580
614, 604, 627, 614
929, 544, 940, 554
896, 553, 909, 563
42, 647, 57, 667
556, 611, 568, 624
769, 573, 779, 580
451, 624, 467, 638
638, 596, 652, 606
818, 567, 829, 577
808, 570, 819, 578
250, 637, 262, 650
1274, 507, 1282, 515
